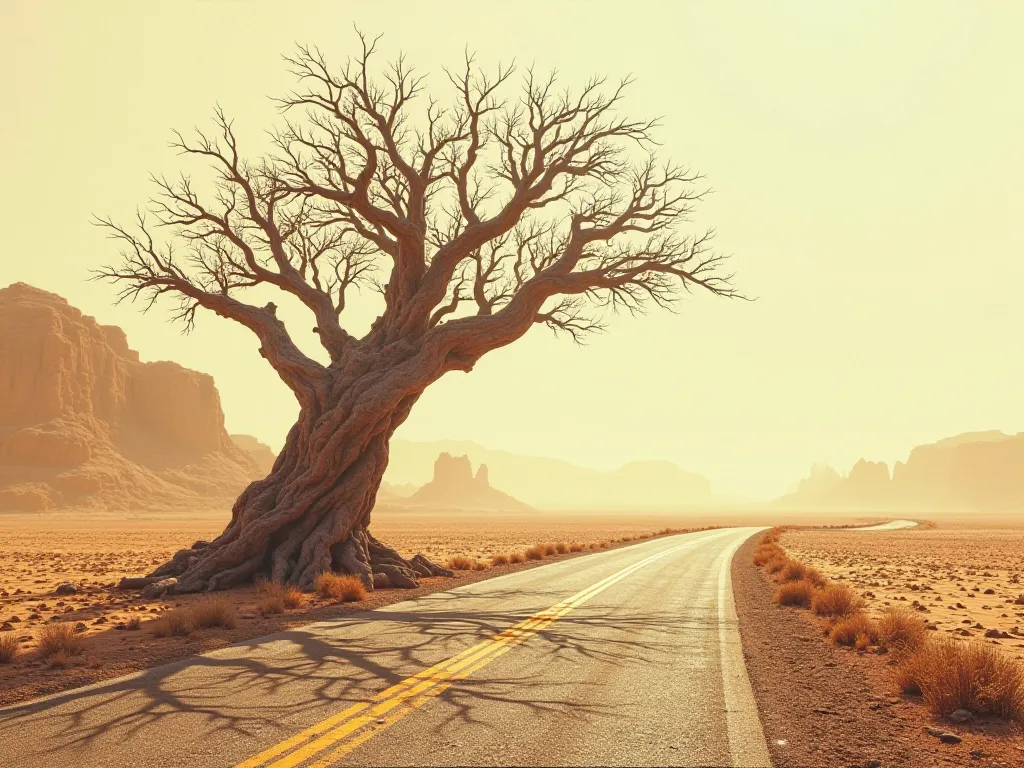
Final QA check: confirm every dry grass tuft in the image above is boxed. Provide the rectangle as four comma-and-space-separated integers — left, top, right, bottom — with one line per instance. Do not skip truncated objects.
752, 545, 784, 567
315, 572, 367, 602
0, 634, 18, 664
490, 553, 510, 566
542, 543, 558, 556
779, 560, 810, 582
259, 581, 305, 609
151, 607, 196, 638
764, 556, 789, 575
776, 579, 816, 608
258, 595, 286, 615
896, 637, 1024, 721
554, 542, 570, 554
598, 540, 611, 549
876, 608, 929, 658
126, 616, 142, 631
508, 551, 526, 564
192, 596, 237, 629
802, 567, 829, 588
525, 545, 546, 561
37, 622, 87, 657
48, 650, 72, 669
569, 543, 585, 552
829, 612, 878, 647
447, 555, 477, 571
812, 584, 863, 618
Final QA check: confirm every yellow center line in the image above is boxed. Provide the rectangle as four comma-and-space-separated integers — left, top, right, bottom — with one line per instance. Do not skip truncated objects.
238, 535, 717, 768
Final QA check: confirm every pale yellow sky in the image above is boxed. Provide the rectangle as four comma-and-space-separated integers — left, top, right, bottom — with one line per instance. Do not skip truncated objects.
2, 1, 1021, 499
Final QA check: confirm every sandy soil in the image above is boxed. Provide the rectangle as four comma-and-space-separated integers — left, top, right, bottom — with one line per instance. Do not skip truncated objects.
734, 535, 1024, 768
0, 507, 726, 707
784, 527, 1024, 660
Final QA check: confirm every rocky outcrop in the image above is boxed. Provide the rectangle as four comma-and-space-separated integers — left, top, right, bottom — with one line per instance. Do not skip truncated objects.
0, 283, 261, 511
385, 439, 712, 510
407, 453, 533, 512
230, 434, 277, 475
782, 431, 1024, 511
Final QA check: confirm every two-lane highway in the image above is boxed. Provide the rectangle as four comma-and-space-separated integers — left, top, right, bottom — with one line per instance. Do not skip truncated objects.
0, 527, 771, 767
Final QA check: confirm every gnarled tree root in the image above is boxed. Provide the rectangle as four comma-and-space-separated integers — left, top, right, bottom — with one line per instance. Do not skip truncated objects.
131, 528, 452, 594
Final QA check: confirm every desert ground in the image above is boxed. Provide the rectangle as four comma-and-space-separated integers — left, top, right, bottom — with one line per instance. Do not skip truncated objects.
784, 524, 1024, 661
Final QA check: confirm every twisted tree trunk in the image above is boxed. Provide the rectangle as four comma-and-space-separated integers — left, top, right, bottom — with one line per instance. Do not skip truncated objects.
142, 349, 454, 593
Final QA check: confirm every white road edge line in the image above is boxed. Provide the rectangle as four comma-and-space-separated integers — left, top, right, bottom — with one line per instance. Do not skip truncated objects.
717, 528, 773, 768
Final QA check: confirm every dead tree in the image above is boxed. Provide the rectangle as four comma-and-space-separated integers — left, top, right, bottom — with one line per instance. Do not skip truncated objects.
96, 35, 739, 593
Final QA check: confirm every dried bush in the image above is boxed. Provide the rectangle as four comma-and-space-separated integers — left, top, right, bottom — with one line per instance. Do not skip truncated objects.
554, 542, 569, 554
0, 634, 18, 664
569, 543, 585, 552
542, 543, 558, 556
829, 613, 879, 647
508, 551, 526, 564
151, 608, 196, 638
490, 553, 510, 566
812, 584, 863, 618
876, 608, 928, 658
315, 572, 367, 602
896, 637, 1024, 721
258, 595, 286, 615
776, 580, 816, 608
779, 560, 809, 583
192, 596, 237, 629
446, 555, 476, 570
126, 616, 142, 631
525, 545, 546, 561
37, 622, 86, 657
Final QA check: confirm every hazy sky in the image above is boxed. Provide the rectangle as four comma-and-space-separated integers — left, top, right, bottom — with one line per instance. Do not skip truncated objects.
2, 2, 1022, 499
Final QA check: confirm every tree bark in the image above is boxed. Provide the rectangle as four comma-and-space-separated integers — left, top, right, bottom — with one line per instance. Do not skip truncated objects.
143, 355, 453, 593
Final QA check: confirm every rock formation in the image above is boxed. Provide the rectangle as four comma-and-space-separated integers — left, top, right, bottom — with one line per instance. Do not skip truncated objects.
407, 452, 533, 512
0, 283, 263, 511
385, 439, 712, 509
782, 431, 1024, 511
230, 434, 278, 475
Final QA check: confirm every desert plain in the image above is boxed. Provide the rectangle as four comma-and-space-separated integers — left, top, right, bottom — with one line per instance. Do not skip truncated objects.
784, 522, 1024, 661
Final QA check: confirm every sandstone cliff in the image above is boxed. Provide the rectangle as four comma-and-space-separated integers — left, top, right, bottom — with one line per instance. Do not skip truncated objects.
407, 453, 533, 512
230, 434, 278, 475
0, 283, 261, 511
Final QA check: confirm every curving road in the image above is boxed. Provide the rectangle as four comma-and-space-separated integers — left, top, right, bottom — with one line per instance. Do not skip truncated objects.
851, 519, 919, 531
0, 527, 771, 768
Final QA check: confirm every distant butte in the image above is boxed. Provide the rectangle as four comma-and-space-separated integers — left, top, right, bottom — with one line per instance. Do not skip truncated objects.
406, 452, 533, 512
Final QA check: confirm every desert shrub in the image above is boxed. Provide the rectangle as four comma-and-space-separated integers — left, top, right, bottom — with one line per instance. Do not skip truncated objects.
776, 579, 816, 608
490, 553, 510, 566
126, 616, 142, 631
598, 540, 611, 549
0, 634, 18, 663
765, 557, 789, 575
447, 555, 476, 571
803, 567, 829, 588
753, 545, 785, 567
779, 560, 809, 583
315, 572, 367, 602
876, 608, 928, 658
192, 596, 237, 629
37, 622, 87, 657
554, 542, 569, 554
48, 650, 72, 669
259, 581, 305, 609
569, 543, 585, 552
508, 551, 526, 564
896, 637, 1024, 721
812, 584, 863, 618
152, 607, 196, 638
829, 613, 879, 647
258, 595, 286, 615
542, 543, 557, 556
1013, 593, 1024, 606
525, 545, 546, 561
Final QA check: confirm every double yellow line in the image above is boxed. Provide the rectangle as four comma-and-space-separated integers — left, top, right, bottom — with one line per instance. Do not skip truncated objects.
237, 538, 704, 768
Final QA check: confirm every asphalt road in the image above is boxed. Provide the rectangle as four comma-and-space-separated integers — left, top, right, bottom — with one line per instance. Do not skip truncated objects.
853, 519, 919, 531
0, 527, 771, 768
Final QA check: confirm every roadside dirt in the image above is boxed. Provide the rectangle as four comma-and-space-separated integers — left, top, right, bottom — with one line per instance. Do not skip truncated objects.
733, 535, 1024, 768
